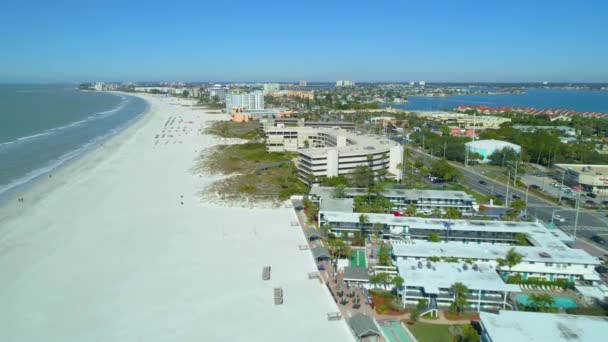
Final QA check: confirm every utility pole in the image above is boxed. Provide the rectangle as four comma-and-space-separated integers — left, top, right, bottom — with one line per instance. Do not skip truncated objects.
505, 171, 511, 209
574, 194, 581, 241
524, 186, 530, 216
558, 171, 566, 204
443, 141, 447, 159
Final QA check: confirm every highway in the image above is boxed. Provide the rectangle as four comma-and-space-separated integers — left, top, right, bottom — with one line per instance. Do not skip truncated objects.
405, 147, 608, 252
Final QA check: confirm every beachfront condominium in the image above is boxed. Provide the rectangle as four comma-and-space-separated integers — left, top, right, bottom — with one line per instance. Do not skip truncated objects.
208, 84, 229, 101
263, 126, 403, 184
225, 91, 264, 113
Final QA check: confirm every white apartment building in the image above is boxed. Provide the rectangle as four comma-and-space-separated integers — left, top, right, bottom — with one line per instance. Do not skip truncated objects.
319, 212, 600, 282
225, 91, 264, 112
336, 80, 355, 87
309, 185, 479, 215
263, 126, 403, 184
398, 260, 521, 312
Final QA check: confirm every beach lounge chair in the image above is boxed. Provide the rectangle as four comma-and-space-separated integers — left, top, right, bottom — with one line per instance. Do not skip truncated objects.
274, 287, 283, 305
263, 266, 271, 280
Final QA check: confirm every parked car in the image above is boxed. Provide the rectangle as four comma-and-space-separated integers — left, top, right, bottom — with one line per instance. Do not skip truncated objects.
602, 200, 608, 205
552, 214, 565, 222
585, 200, 596, 205
587, 192, 597, 198
591, 235, 606, 244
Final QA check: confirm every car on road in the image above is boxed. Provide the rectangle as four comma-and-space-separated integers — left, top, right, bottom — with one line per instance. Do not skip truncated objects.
530, 184, 541, 189
587, 192, 597, 198
602, 200, 608, 205
479, 180, 487, 186
585, 200, 596, 205
512, 194, 521, 199
495, 194, 504, 199
591, 235, 606, 244
552, 214, 565, 222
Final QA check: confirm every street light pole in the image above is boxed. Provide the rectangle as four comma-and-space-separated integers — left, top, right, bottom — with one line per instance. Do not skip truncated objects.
574, 195, 581, 241
505, 171, 511, 208
558, 171, 566, 204
525, 186, 530, 216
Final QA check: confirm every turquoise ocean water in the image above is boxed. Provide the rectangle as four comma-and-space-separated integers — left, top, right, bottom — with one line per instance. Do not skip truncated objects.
0, 84, 147, 199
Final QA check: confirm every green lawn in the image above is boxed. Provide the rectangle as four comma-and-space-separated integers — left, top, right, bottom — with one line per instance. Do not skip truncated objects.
407, 322, 453, 342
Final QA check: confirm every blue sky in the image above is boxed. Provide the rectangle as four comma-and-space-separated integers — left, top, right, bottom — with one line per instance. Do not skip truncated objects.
1, 0, 607, 82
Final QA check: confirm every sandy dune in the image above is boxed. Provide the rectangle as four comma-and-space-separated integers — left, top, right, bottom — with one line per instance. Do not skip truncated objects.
0, 94, 352, 342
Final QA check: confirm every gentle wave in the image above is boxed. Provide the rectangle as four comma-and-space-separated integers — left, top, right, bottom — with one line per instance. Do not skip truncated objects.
0, 104, 142, 197
0, 95, 128, 150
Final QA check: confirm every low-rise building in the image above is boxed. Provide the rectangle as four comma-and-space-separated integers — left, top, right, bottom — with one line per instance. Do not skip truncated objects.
479, 310, 608, 342
263, 83, 280, 93
319, 212, 600, 281
309, 185, 478, 214
397, 260, 520, 312
554, 164, 608, 196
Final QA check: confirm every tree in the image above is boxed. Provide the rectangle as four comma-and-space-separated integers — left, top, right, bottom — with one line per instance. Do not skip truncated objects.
414, 156, 425, 169
430, 158, 463, 182
450, 282, 469, 315
409, 308, 420, 322
417, 298, 428, 311
515, 233, 528, 246
392, 275, 404, 290
350, 165, 374, 188
460, 325, 481, 342
378, 244, 391, 266
510, 198, 526, 216
428, 232, 441, 242
432, 207, 442, 217
496, 247, 523, 271
528, 293, 555, 312
327, 238, 351, 259
332, 184, 346, 199
446, 207, 461, 220
405, 203, 417, 216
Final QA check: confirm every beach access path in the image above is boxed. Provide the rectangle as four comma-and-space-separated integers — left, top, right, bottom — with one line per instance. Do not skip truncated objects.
0, 94, 352, 342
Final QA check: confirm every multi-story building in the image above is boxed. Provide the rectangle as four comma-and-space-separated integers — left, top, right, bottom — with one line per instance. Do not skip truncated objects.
208, 84, 229, 101
299, 80, 307, 87
416, 112, 511, 131
263, 126, 403, 184
309, 185, 478, 215
287, 90, 315, 100
225, 91, 264, 112
318, 212, 600, 281
397, 260, 521, 312
554, 164, 608, 196
230, 108, 292, 123
263, 83, 280, 93
336, 80, 355, 87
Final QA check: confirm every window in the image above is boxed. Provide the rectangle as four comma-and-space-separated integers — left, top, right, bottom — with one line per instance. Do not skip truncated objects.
545, 263, 553, 267
529, 261, 535, 265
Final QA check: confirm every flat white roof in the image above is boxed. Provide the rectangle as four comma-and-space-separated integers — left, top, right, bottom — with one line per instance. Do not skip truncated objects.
392, 240, 599, 266
311, 185, 476, 202
465, 139, 521, 150
480, 310, 608, 342
398, 260, 520, 293
265, 126, 400, 158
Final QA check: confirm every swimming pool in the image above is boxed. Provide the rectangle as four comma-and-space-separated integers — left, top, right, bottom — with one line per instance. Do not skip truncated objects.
516, 294, 578, 309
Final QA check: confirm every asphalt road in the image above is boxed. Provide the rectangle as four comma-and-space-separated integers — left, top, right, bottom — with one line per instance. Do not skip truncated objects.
406, 147, 608, 251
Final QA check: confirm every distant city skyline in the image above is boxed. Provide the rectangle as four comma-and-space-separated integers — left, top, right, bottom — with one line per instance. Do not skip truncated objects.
1, 0, 607, 83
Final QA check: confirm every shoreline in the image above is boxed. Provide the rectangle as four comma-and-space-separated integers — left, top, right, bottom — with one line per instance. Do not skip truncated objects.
0, 91, 149, 207
0, 93, 351, 341
0, 91, 151, 228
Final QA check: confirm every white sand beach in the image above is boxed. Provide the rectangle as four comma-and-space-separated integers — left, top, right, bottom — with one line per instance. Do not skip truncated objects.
0, 94, 352, 341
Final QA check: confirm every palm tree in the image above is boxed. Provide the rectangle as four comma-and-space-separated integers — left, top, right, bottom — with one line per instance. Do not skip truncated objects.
450, 282, 469, 316
445, 207, 461, 220
392, 275, 404, 291
496, 247, 523, 276
358, 214, 369, 235
432, 207, 441, 217
528, 293, 555, 312
405, 203, 417, 216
